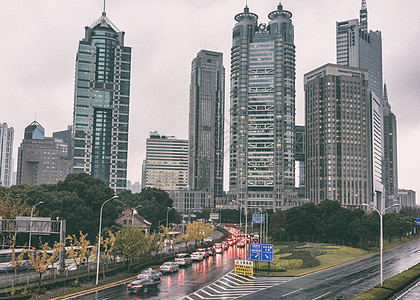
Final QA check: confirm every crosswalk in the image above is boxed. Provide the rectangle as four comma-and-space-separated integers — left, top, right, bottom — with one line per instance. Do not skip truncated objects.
181, 271, 293, 300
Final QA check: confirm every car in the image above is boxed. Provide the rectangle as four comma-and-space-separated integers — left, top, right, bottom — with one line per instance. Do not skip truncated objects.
175, 253, 192, 266
227, 238, 235, 246
204, 236, 213, 242
160, 262, 179, 273
206, 247, 215, 256
191, 252, 205, 261
237, 240, 246, 247
137, 268, 163, 281
221, 241, 229, 250
197, 248, 209, 258
213, 243, 223, 254
126, 277, 160, 294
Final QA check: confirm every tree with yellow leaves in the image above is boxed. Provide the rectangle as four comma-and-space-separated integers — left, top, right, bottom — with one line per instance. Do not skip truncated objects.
159, 225, 181, 252
8, 234, 26, 289
25, 240, 64, 289
101, 231, 116, 278
65, 232, 92, 282
186, 221, 214, 246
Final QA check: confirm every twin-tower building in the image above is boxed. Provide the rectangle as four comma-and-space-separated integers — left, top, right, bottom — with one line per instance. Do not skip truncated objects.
14, 1, 398, 212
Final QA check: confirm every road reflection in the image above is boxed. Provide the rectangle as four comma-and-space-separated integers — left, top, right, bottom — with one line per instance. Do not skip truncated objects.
76, 244, 248, 300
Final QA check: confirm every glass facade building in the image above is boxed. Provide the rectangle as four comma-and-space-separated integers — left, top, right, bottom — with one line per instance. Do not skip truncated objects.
229, 4, 296, 210
0, 122, 14, 187
72, 11, 131, 193
304, 64, 373, 207
188, 50, 225, 199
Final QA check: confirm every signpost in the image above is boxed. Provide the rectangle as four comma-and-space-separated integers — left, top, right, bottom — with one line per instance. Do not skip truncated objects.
234, 260, 253, 276
210, 213, 220, 220
416, 218, 420, 226
252, 214, 264, 224
250, 244, 273, 262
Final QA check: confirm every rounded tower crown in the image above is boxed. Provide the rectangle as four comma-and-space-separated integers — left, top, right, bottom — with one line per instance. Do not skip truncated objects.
268, 3, 292, 22
234, 5, 258, 24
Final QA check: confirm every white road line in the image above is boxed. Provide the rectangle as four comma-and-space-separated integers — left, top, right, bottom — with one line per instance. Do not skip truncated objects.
312, 291, 331, 300
223, 277, 241, 285
217, 280, 235, 288
192, 291, 206, 299
230, 274, 253, 281
184, 297, 194, 300
350, 278, 361, 285
212, 282, 228, 290
393, 281, 420, 300
226, 274, 249, 283
281, 288, 303, 297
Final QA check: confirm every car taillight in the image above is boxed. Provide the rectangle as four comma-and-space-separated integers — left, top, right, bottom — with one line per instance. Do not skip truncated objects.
127, 284, 132, 287
135, 284, 143, 288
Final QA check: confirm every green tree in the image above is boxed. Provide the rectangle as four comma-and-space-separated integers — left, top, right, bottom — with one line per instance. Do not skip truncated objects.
114, 226, 146, 271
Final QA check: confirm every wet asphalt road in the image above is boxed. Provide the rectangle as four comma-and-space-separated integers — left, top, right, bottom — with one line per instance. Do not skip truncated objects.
68, 239, 420, 300
70, 244, 247, 300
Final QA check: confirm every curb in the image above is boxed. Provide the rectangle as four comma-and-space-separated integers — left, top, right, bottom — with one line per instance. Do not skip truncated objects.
52, 276, 137, 299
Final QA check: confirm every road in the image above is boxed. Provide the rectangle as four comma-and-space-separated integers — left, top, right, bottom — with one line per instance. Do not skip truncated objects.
393, 278, 420, 300
239, 239, 420, 300
67, 239, 420, 300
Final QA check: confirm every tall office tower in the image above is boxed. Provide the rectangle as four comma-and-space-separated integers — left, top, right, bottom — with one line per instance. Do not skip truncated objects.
72, 9, 131, 193
382, 85, 398, 207
229, 3, 296, 210
305, 64, 376, 208
188, 50, 225, 199
143, 131, 189, 192
0, 123, 14, 187
336, 0, 382, 100
17, 121, 72, 185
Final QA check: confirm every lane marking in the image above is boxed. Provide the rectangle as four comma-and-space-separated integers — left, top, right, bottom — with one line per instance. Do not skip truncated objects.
281, 288, 303, 297
312, 291, 331, 300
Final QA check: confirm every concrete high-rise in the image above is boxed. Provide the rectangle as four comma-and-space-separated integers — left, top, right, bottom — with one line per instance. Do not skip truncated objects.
336, 0, 382, 100
229, 3, 296, 210
382, 85, 398, 207
17, 121, 72, 185
0, 123, 14, 187
143, 132, 188, 192
304, 64, 376, 208
188, 50, 225, 199
72, 9, 131, 193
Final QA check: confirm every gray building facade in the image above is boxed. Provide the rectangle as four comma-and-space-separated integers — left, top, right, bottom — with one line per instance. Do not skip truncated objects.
0, 123, 14, 187
188, 50, 225, 199
304, 64, 374, 208
229, 3, 296, 210
17, 121, 72, 185
72, 10, 131, 193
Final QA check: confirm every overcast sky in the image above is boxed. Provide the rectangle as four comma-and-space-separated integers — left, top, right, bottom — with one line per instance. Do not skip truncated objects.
1, 0, 419, 203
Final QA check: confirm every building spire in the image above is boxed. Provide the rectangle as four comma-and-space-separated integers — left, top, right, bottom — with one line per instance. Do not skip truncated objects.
360, 0, 368, 32
102, 0, 106, 16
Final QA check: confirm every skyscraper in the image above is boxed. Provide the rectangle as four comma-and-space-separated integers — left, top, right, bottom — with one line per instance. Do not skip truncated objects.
17, 121, 72, 185
229, 3, 296, 210
336, 0, 382, 100
304, 64, 373, 207
0, 123, 14, 187
382, 85, 398, 207
72, 9, 131, 193
143, 131, 189, 191
188, 50, 225, 198
336, 0, 384, 208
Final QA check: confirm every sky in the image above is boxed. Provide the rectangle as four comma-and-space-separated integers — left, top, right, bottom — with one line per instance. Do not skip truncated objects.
1, 0, 419, 204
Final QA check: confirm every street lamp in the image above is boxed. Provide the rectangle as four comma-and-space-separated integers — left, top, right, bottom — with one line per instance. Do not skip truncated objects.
232, 200, 248, 260
28, 201, 44, 251
166, 207, 175, 228
363, 202, 400, 285
96, 195, 118, 285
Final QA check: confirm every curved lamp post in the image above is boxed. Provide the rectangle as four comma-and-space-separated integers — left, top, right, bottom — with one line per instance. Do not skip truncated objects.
232, 200, 248, 260
166, 207, 175, 228
96, 195, 118, 285
28, 201, 44, 250
363, 202, 400, 285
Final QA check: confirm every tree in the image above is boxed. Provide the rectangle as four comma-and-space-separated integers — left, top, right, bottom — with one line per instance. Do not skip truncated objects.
113, 226, 146, 271
101, 231, 116, 277
8, 234, 26, 289
185, 221, 214, 246
0, 196, 31, 219
65, 232, 93, 282
26, 240, 64, 289
269, 210, 285, 241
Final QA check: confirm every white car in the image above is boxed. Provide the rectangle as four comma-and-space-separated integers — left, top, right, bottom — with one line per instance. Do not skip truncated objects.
175, 253, 192, 266
160, 262, 179, 273
191, 252, 205, 261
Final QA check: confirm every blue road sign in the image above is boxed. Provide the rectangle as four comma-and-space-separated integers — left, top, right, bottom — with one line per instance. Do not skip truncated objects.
416, 218, 420, 226
250, 244, 262, 260
252, 214, 264, 224
261, 244, 273, 262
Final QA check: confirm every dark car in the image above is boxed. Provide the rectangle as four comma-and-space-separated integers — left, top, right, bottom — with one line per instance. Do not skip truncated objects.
126, 277, 160, 293
206, 247, 215, 256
